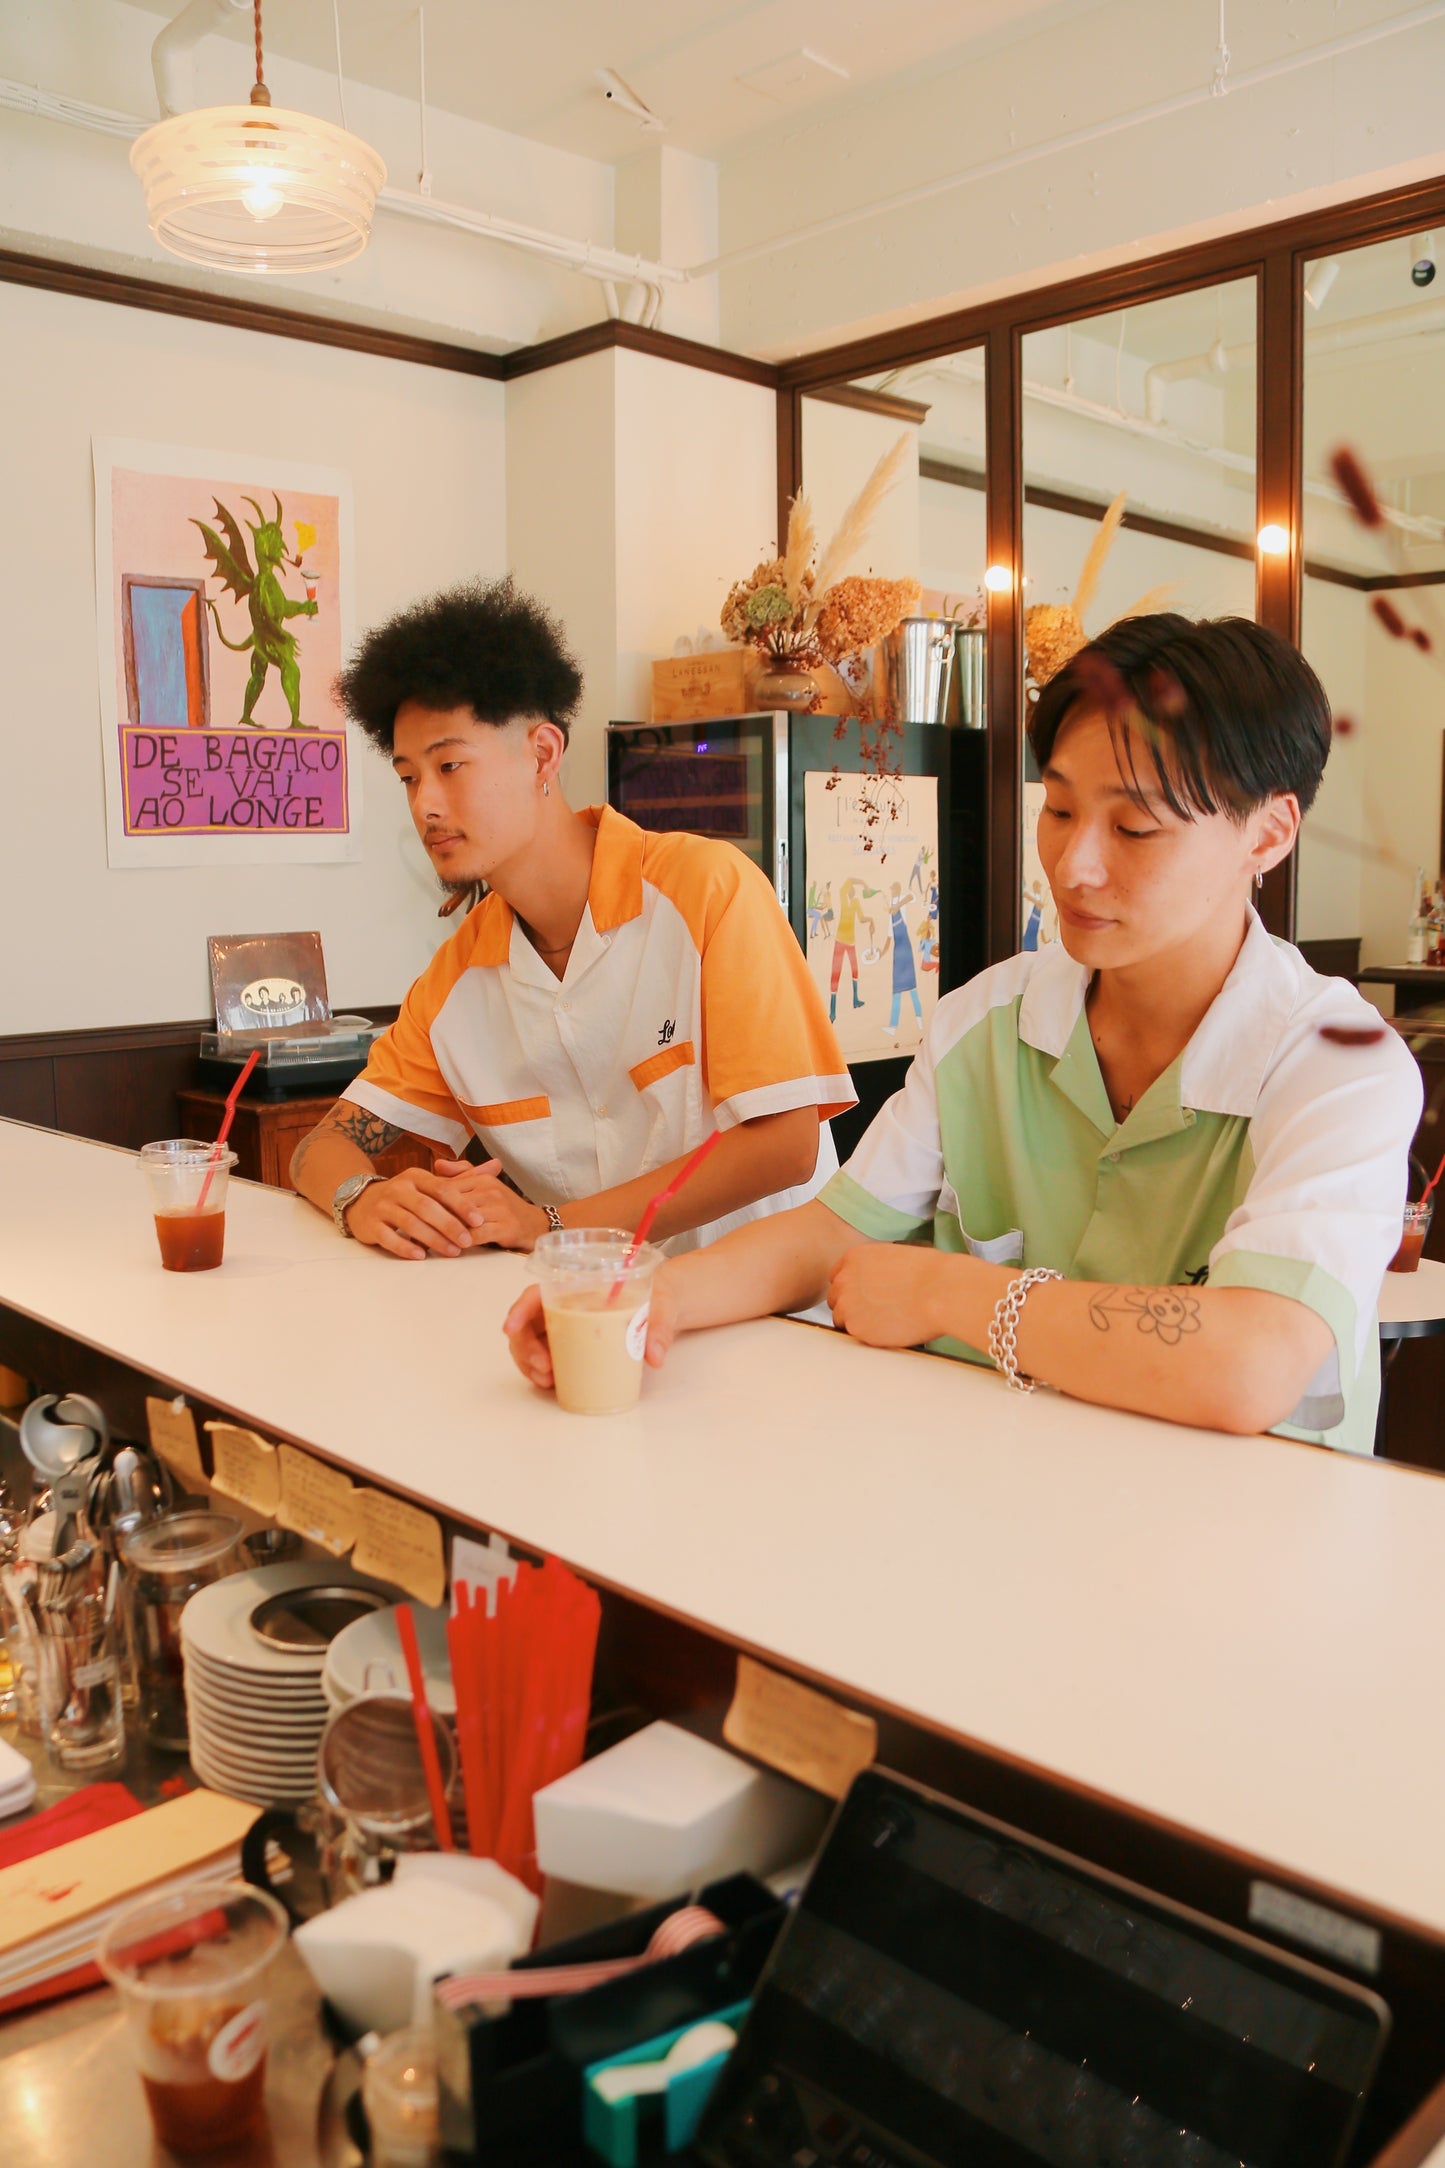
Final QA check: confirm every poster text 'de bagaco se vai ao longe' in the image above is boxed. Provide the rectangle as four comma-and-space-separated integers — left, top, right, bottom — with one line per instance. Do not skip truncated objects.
94, 439, 358, 868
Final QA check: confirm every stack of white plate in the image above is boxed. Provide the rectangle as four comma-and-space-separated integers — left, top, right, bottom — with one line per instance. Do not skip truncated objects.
181, 1561, 388, 1808
321, 1600, 454, 1717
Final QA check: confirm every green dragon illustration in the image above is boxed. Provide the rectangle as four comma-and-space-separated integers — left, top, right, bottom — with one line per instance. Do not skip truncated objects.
192, 493, 319, 728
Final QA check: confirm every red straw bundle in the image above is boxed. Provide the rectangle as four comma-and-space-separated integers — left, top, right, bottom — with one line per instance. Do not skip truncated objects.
446, 1556, 601, 1891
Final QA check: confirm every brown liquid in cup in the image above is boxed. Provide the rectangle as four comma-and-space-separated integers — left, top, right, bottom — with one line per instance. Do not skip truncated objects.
141, 2055, 267, 2152
154, 1210, 226, 1272
1389, 1222, 1428, 1274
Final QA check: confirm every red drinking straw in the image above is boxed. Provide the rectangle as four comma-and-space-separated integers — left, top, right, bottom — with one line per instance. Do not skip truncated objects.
196, 1047, 260, 1210
396, 1602, 455, 1851
606, 1129, 724, 1303
1420, 1145, 1445, 1207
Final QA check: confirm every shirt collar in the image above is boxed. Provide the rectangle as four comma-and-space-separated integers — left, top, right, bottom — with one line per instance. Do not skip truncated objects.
461, 804, 646, 972
1021, 907, 1295, 1129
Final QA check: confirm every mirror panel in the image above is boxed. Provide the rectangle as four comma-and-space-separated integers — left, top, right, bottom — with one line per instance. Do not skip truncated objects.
1298, 234, 1445, 992
1020, 280, 1259, 947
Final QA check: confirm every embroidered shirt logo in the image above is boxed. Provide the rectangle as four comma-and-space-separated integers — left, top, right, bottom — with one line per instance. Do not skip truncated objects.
657, 1018, 676, 1047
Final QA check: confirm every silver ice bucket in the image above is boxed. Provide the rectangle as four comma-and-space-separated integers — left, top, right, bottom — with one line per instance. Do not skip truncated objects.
953, 628, 987, 730
880, 616, 956, 725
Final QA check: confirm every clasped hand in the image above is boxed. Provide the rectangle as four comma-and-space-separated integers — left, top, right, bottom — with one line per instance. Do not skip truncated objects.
344, 1157, 548, 1261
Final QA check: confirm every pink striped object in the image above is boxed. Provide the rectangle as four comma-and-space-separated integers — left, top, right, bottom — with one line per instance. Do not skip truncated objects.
435, 1904, 725, 2013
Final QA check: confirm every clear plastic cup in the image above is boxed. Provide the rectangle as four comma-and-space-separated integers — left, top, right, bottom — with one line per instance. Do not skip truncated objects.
532, 1229, 664, 1416
139, 1140, 238, 1273
1388, 1197, 1434, 1274
97, 1878, 288, 2154
362, 2027, 440, 2168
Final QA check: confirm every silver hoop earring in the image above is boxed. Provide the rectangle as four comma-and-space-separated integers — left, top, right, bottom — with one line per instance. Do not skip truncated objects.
1254, 870, 1264, 890
541, 780, 550, 797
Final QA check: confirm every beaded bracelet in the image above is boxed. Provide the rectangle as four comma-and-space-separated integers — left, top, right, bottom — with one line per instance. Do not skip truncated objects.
986, 1266, 1064, 1393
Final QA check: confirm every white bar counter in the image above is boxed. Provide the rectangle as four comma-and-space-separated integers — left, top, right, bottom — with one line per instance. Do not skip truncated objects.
2, 1119, 1443, 1940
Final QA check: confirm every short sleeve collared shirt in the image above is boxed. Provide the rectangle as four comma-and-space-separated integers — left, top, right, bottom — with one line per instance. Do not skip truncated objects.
345, 806, 856, 1249
820, 913, 1423, 1454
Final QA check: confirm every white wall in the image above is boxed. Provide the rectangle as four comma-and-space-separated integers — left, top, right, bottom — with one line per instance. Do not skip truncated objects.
1297, 577, 1368, 945
509, 348, 779, 809
1, 278, 505, 1034
799, 400, 922, 583
1358, 618, 1444, 965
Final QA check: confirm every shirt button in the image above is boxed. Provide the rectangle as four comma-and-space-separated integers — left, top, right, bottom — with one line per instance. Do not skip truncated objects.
1105, 1152, 1120, 1165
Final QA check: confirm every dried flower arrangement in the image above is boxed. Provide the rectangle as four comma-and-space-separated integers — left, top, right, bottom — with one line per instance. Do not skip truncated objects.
1023, 491, 1175, 693
721, 434, 922, 689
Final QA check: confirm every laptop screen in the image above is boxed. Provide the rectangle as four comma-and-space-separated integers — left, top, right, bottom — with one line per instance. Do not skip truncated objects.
697, 1770, 1388, 2168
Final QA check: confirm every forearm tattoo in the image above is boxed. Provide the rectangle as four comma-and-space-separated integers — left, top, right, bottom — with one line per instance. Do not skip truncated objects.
286, 1104, 406, 1184
1087, 1287, 1202, 1347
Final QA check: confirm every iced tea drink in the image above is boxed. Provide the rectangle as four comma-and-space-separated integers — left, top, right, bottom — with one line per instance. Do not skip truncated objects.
98, 1880, 287, 2154
139, 1141, 237, 1273
1388, 1198, 1433, 1274
533, 1229, 664, 1415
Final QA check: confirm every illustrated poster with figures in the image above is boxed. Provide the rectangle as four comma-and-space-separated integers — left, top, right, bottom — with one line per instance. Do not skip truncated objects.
1020, 780, 1061, 953
94, 438, 358, 867
803, 769, 940, 1065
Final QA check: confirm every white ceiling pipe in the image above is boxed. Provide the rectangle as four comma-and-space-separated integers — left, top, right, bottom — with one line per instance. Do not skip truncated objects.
0, 76, 687, 310
151, 0, 251, 119
1145, 302, 1445, 423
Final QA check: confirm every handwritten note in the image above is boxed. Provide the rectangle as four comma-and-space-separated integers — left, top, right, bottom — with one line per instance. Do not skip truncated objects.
145, 1395, 206, 1489
723, 1656, 877, 1799
277, 1444, 357, 1555
205, 1422, 281, 1516
352, 1489, 446, 1607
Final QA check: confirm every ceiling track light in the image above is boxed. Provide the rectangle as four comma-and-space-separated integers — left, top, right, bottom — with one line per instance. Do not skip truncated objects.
130, 0, 385, 274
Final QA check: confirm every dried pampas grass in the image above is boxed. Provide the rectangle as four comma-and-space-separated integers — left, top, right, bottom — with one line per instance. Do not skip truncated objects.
780, 494, 816, 608
807, 433, 912, 620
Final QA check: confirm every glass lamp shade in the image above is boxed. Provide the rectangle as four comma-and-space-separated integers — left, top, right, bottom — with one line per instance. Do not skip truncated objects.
130, 104, 386, 273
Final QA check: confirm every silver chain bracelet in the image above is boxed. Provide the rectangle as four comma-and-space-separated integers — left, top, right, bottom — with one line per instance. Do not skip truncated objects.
987, 1266, 1064, 1393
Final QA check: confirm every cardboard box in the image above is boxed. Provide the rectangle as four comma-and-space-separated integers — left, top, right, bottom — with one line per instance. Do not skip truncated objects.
651, 650, 756, 722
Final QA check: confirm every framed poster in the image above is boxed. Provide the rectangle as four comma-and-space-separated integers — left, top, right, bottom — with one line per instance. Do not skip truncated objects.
803, 769, 940, 1065
94, 438, 359, 867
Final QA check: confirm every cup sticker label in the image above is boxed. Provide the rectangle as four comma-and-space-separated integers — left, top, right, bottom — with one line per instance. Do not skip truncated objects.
625, 1304, 651, 1362
208, 2000, 268, 2083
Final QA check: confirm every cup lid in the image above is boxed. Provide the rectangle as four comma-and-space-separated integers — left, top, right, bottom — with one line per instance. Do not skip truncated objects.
121, 1508, 243, 1572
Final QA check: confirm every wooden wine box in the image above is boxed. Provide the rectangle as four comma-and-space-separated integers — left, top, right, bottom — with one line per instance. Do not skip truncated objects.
651, 649, 756, 722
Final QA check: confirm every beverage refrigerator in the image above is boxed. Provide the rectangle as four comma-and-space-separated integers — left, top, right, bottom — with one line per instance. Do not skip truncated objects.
605, 712, 988, 1152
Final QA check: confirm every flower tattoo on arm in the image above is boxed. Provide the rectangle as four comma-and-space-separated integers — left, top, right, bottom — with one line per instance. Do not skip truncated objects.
1087, 1287, 1202, 1347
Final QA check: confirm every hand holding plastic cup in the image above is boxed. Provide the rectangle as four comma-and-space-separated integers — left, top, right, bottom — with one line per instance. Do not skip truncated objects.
139, 1141, 237, 1272
533, 1229, 665, 1415
97, 1878, 288, 2154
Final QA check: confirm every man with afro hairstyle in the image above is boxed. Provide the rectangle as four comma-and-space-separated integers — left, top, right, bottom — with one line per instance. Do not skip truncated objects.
290, 577, 855, 1260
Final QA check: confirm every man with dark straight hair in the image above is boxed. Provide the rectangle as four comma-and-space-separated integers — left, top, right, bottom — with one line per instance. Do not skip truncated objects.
510, 613, 1422, 1455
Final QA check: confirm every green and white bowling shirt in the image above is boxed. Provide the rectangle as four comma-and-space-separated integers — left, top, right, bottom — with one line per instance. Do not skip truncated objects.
820, 912, 1423, 1454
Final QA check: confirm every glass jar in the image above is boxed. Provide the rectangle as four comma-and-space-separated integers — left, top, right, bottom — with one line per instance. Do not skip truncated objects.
120, 1511, 243, 1749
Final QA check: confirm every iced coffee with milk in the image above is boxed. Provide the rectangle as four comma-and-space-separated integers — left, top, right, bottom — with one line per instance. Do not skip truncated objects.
533, 1229, 664, 1415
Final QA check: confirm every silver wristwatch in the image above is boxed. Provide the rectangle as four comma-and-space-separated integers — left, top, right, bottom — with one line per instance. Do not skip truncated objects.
332, 1171, 384, 1236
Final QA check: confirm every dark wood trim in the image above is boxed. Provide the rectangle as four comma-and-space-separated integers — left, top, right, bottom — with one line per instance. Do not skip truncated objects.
984, 324, 1023, 964
1373, 2072, 1445, 2168
0, 1006, 403, 1066
1257, 246, 1303, 938
922, 452, 1384, 590
0, 245, 507, 377
497, 314, 778, 387
776, 384, 801, 552
776, 172, 1445, 392
804, 381, 930, 425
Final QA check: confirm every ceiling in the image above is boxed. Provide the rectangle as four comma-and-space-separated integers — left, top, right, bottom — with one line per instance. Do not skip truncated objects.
195, 0, 1103, 164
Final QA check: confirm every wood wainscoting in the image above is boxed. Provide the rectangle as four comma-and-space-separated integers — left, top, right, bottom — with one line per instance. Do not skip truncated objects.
0, 1010, 400, 1155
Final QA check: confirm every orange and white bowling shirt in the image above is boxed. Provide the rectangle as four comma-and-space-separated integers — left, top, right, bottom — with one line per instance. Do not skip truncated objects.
343, 806, 856, 1249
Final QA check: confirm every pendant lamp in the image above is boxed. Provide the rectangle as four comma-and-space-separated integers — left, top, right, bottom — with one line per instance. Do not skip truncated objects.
130, 0, 385, 274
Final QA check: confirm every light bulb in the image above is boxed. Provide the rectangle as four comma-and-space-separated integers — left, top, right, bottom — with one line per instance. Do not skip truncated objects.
241, 179, 284, 222
983, 564, 1013, 593
1257, 524, 1290, 557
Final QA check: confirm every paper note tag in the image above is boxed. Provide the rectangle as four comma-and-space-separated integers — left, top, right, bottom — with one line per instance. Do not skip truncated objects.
145, 1395, 206, 1488
276, 1444, 357, 1555
450, 1533, 519, 1616
205, 1422, 281, 1516
724, 1655, 877, 1799
353, 1489, 446, 1607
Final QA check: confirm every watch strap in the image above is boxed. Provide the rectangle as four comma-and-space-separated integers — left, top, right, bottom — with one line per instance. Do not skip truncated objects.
333, 1172, 384, 1236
